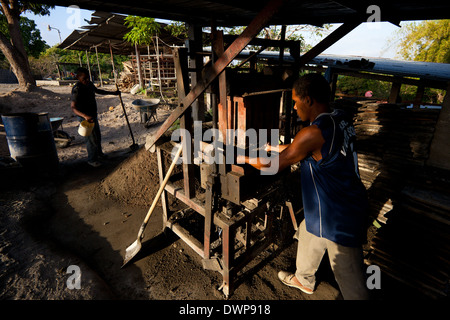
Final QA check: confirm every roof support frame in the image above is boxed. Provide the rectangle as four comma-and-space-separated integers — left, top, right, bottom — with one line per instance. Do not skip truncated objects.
298, 20, 362, 66
145, 0, 287, 151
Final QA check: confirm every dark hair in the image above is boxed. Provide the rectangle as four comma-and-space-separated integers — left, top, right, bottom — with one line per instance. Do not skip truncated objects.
75, 67, 90, 76
293, 73, 331, 104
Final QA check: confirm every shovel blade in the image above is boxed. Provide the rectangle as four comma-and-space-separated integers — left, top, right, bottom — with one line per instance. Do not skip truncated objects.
122, 239, 142, 268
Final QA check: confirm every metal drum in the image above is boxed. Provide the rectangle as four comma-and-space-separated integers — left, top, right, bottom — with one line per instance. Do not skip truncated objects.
1, 112, 59, 171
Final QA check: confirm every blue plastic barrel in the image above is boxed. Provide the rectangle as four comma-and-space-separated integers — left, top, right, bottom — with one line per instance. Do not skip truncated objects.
1, 112, 59, 170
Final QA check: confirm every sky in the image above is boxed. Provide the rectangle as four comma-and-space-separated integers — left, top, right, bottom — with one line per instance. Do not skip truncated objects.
23, 5, 409, 60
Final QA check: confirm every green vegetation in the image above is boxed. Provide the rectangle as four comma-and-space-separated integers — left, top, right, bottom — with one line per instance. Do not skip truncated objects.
394, 20, 450, 63
27, 46, 128, 80
335, 76, 445, 104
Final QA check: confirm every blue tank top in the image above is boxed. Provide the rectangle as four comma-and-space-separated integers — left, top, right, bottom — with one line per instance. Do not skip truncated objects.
300, 109, 368, 247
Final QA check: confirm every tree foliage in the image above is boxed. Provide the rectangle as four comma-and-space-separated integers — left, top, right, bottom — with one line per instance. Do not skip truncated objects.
123, 16, 162, 45
29, 45, 129, 79
0, 15, 47, 59
395, 20, 450, 63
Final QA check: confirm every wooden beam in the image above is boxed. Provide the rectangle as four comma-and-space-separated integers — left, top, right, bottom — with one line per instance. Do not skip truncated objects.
221, 34, 299, 49
203, 177, 214, 259
109, 41, 117, 84
212, 29, 228, 143
174, 47, 196, 199
135, 44, 143, 89
413, 85, 425, 109
165, 181, 206, 216
388, 80, 402, 103
298, 20, 361, 66
94, 46, 103, 87
187, 23, 206, 121
427, 82, 450, 171
145, 0, 287, 151
85, 50, 92, 81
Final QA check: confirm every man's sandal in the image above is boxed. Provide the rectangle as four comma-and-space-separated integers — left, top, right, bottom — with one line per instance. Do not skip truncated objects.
278, 271, 314, 295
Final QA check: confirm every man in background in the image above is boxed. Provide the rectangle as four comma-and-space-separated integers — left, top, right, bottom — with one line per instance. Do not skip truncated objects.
71, 67, 119, 167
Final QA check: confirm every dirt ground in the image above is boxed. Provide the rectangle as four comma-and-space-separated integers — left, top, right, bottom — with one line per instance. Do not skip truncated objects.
0, 84, 408, 301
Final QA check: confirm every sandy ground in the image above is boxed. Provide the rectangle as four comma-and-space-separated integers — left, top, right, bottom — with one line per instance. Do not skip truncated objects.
0, 84, 409, 302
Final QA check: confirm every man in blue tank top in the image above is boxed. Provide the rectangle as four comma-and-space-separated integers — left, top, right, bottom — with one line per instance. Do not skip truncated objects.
239, 73, 370, 299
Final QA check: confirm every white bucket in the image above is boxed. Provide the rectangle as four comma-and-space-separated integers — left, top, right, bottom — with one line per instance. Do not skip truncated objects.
78, 120, 95, 137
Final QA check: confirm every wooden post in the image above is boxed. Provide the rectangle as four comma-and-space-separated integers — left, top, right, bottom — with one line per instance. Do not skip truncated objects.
187, 23, 206, 121
413, 84, 425, 109
95, 46, 103, 87
279, 25, 286, 66
109, 41, 117, 84
282, 90, 292, 144
147, 45, 153, 90
135, 43, 144, 90
85, 50, 92, 82
388, 80, 402, 103
212, 29, 228, 144
427, 82, 450, 170
174, 47, 195, 199
155, 36, 162, 90
330, 72, 338, 102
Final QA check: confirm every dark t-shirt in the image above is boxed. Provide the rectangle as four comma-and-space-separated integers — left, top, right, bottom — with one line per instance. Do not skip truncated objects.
71, 81, 98, 118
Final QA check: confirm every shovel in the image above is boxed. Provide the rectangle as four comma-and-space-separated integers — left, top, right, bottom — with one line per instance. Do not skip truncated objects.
122, 145, 183, 267
116, 84, 139, 151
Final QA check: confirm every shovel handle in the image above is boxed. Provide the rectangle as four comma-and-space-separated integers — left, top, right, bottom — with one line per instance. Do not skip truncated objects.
137, 145, 183, 239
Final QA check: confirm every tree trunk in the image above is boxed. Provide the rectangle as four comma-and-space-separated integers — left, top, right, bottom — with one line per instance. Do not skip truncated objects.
0, 1, 36, 91
0, 42, 36, 90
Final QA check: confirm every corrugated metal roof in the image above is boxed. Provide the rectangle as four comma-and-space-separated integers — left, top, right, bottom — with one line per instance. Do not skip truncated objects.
39, 0, 450, 26
58, 11, 185, 55
231, 49, 450, 82
310, 54, 450, 82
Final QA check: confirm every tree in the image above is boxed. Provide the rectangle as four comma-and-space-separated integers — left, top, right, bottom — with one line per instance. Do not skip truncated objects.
0, 16, 48, 59
0, 1, 53, 90
394, 20, 450, 63
123, 16, 161, 46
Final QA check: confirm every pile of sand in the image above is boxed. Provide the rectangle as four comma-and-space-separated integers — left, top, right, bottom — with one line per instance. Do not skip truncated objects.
98, 146, 183, 208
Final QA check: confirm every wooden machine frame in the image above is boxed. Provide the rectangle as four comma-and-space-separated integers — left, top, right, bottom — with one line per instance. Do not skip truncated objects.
144, 0, 363, 297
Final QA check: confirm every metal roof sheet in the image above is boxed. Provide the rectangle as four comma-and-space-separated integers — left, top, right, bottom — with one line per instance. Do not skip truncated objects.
40, 1, 450, 26
58, 11, 185, 55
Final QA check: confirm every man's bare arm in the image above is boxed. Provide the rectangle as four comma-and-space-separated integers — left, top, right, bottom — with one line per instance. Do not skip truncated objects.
94, 86, 119, 95
266, 143, 290, 153
240, 125, 325, 173
71, 101, 92, 121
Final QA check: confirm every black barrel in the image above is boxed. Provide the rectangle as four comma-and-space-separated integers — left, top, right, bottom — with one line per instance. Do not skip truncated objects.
1, 112, 59, 172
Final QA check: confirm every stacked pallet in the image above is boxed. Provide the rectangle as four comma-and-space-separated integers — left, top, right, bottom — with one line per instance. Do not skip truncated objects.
346, 101, 440, 222
334, 99, 449, 298
368, 174, 450, 299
